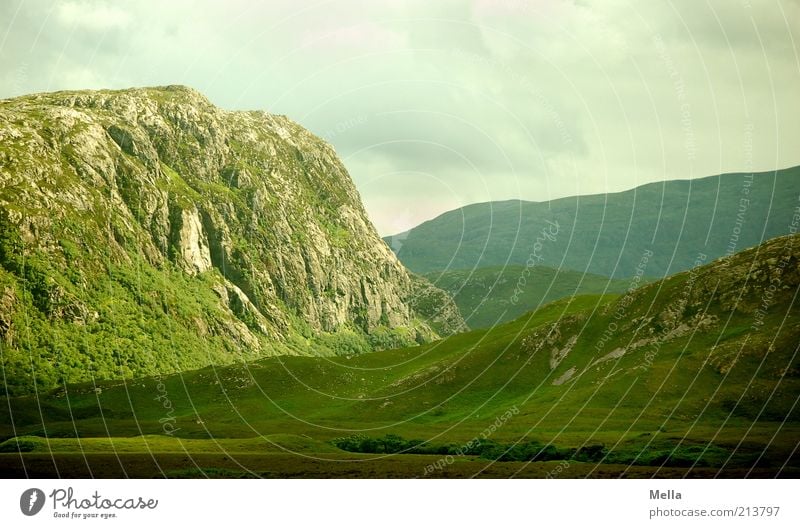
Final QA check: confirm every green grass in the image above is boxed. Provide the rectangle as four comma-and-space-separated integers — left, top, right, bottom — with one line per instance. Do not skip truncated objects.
0, 434, 338, 454
1, 235, 798, 477
425, 265, 631, 328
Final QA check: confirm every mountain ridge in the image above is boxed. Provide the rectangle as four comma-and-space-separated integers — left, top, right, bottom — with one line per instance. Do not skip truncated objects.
389, 166, 800, 236
384, 166, 800, 278
425, 265, 631, 329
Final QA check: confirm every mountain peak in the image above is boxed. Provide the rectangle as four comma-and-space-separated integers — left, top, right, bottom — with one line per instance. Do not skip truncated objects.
0, 86, 465, 394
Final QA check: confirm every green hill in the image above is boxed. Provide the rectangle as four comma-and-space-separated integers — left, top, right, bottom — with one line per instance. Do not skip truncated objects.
2, 234, 797, 477
425, 265, 632, 328
384, 166, 800, 278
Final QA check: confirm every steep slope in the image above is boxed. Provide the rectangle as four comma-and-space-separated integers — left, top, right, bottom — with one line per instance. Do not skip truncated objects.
385, 166, 800, 278
3, 235, 797, 476
425, 265, 632, 328
0, 86, 464, 394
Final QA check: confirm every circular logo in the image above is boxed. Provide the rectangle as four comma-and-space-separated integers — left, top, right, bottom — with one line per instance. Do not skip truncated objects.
20, 488, 45, 516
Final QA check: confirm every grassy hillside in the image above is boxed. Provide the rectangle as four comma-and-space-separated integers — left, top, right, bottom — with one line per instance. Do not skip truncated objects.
1, 234, 798, 477
425, 265, 631, 328
385, 166, 800, 278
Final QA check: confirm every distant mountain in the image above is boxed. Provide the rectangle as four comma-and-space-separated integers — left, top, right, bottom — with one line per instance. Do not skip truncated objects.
385, 166, 800, 278
0, 86, 464, 394
425, 265, 630, 328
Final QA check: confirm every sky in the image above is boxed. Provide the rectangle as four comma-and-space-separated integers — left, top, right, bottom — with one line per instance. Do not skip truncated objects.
1, 0, 798, 235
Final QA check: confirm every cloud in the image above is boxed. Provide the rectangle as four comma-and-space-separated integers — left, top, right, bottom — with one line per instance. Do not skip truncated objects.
299, 21, 408, 52
56, 1, 131, 31
0, 0, 798, 234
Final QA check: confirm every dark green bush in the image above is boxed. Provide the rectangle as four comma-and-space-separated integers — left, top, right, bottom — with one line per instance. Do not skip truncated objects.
331, 435, 574, 461
0, 437, 40, 453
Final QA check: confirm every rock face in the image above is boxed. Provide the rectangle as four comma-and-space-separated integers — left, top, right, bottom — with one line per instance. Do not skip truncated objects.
520, 234, 800, 382
175, 207, 213, 275
0, 85, 465, 394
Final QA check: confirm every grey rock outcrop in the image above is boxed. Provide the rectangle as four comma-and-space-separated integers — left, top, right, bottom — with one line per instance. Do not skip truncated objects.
0, 85, 465, 392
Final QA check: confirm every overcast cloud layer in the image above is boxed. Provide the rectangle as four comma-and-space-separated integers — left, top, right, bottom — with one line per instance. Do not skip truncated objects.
1, 0, 798, 234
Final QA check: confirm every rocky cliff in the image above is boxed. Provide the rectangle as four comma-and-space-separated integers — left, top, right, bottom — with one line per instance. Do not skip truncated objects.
0, 85, 465, 394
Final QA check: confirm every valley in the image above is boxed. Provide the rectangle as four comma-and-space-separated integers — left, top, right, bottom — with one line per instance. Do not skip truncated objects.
2, 233, 798, 478
425, 265, 632, 328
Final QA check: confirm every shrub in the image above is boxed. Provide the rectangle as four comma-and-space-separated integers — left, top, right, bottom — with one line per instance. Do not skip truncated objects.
0, 437, 41, 453
572, 444, 607, 462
